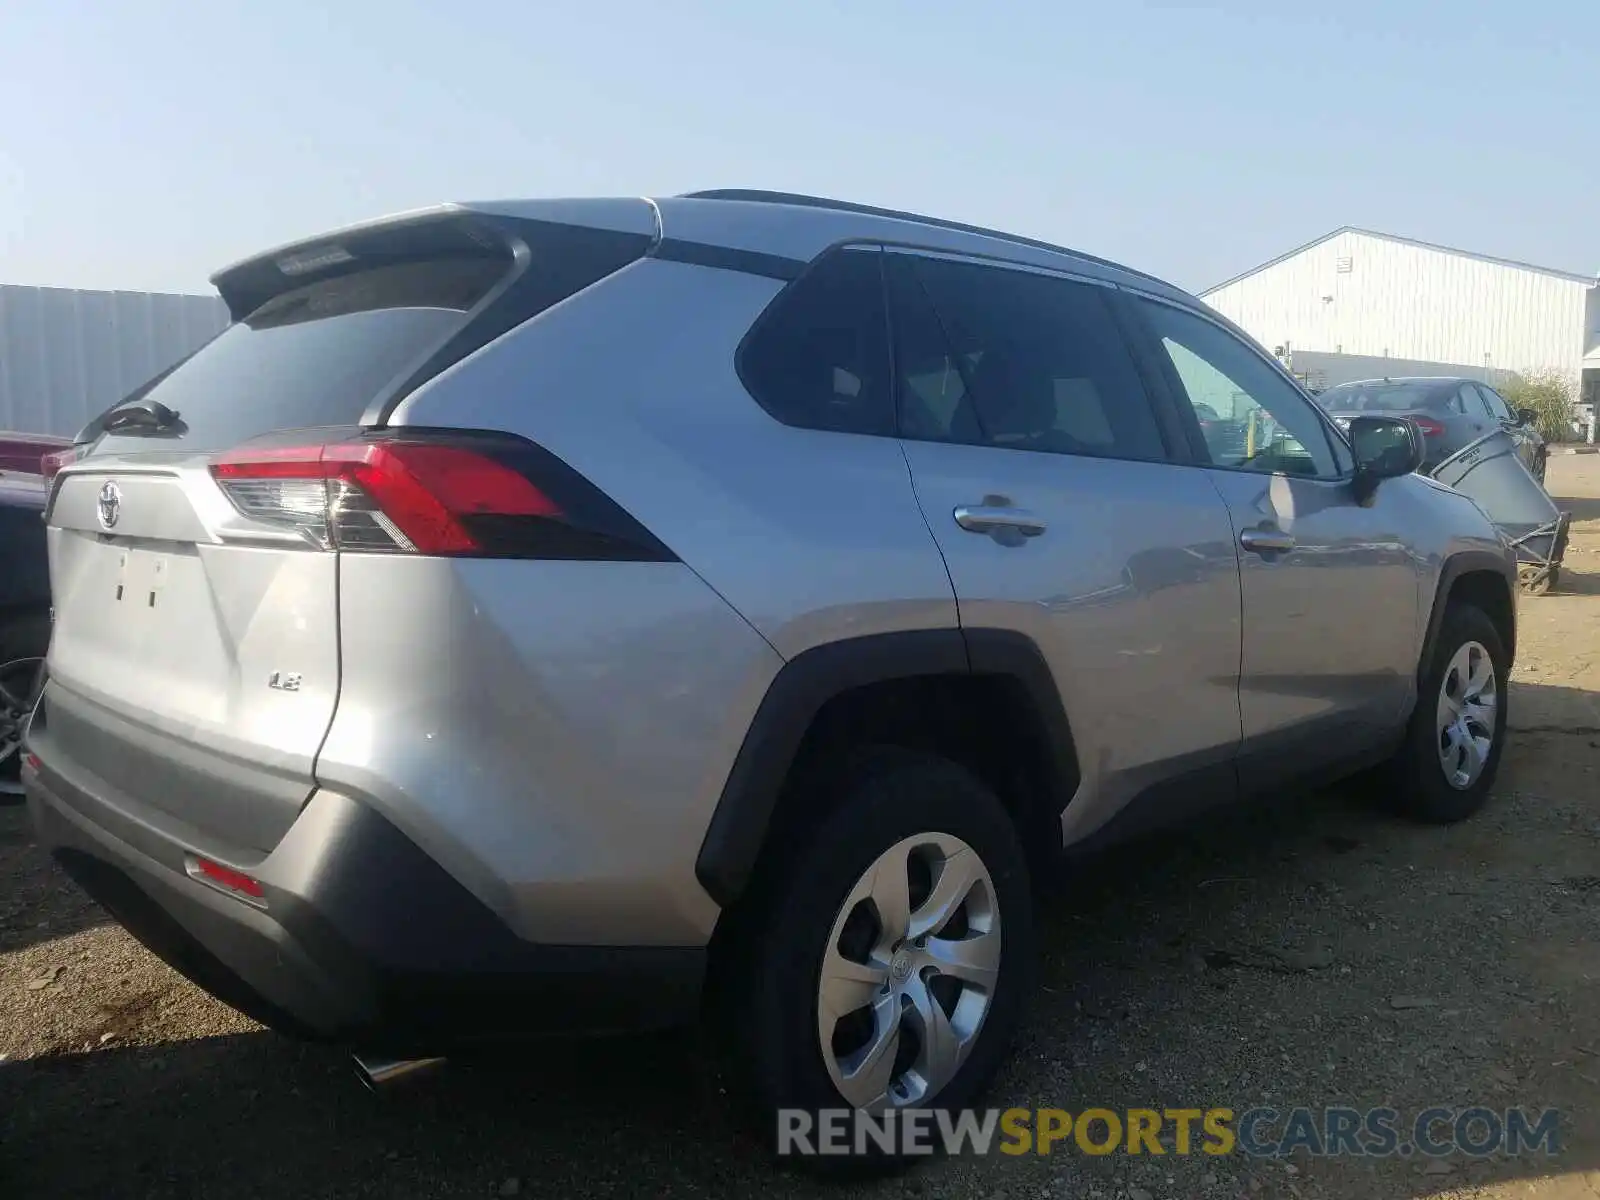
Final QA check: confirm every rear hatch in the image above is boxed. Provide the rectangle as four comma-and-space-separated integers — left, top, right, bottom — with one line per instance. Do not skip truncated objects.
34, 207, 654, 855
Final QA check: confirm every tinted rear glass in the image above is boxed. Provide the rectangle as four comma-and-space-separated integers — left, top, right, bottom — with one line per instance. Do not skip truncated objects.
738, 247, 894, 436
93, 256, 504, 455
1318, 383, 1451, 413
90, 216, 652, 455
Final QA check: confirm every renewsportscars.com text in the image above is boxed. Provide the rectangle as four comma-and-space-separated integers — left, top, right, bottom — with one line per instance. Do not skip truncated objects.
777, 1106, 1562, 1159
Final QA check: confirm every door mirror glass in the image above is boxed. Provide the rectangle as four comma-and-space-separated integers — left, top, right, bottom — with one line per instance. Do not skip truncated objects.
1349, 415, 1422, 499
1516, 407, 1537, 427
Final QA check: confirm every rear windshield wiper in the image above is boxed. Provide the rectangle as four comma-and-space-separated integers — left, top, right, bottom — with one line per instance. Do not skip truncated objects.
100, 399, 184, 436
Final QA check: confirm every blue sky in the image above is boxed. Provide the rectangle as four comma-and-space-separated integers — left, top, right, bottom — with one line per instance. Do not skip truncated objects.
2, 0, 1594, 296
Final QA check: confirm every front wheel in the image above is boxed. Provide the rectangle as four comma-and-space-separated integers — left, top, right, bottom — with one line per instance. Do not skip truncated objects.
730, 749, 1034, 1168
1384, 602, 1508, 823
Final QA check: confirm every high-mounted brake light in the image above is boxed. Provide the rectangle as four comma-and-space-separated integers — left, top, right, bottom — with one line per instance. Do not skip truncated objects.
209, 432, 675, 562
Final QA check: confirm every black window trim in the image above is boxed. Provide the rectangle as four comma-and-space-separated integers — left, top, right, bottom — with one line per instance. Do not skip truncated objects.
1116, 287, 1355, 484
878, 243, 1183, 466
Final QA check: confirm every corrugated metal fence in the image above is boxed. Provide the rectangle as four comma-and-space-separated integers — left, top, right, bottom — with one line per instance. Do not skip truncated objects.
0, 284, 228, 437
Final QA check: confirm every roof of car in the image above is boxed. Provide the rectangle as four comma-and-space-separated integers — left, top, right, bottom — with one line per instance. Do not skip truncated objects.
1330, 376, 1470, 387
677, 189, 1178, 285
211, 191, 1199, 316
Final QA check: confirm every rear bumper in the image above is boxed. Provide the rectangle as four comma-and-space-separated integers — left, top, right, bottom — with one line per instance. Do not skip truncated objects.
23, 758, 705, 1053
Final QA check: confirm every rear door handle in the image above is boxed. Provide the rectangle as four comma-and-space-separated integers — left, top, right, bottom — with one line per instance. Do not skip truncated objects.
1239, 527, 1296, 555
953, 504, 1047, 538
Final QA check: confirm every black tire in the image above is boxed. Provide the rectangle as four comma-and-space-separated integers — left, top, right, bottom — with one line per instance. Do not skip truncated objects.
1385, 602, 1508, 823
0, 610, 50, 798
728, 748, 1034, 1172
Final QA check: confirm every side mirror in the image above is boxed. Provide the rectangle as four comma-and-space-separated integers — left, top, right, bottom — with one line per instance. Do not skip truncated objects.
1350, 415, 1423, 502
1516, 408, 1537, 427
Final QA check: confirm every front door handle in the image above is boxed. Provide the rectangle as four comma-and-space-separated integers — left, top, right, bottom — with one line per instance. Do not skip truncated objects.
953, 504, 1047, 538
1239, 527, 1296, 555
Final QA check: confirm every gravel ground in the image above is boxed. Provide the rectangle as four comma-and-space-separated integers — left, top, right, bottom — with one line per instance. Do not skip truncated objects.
4, 458, 1600, 1200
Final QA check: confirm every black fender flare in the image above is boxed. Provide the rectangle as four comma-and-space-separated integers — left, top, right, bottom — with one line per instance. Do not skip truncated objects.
693, 627, 1077, 907
1419, 550, 1517, 678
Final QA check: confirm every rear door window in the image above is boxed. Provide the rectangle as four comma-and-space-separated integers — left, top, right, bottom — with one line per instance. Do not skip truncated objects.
738, 247, 894, 436
888, 254, 1167, 462
1478, 385, 1515, 422
1457, 384, 1494, 418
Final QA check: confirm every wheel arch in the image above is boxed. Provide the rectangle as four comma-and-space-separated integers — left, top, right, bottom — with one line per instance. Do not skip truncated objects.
693, 628, 1079, 909
1421, 552, 1517, 678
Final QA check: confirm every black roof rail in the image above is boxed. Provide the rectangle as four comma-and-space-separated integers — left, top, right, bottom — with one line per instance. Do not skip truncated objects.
679, 189, 1176, 290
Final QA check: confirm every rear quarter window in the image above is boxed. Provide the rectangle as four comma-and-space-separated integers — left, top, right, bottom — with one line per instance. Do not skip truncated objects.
737, 247, 895, 437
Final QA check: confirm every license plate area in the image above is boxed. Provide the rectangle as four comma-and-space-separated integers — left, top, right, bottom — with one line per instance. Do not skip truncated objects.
114, 545, 173, 609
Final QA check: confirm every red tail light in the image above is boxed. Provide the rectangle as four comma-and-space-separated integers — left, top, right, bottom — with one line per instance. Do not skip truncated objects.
1411, 416, 1446, 437
210, 431, 674, 562
40, 447, 81, 479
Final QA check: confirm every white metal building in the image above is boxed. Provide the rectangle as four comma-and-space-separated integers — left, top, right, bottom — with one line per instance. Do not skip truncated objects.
1200, 228, 1600, 419
0, 284, 228, 438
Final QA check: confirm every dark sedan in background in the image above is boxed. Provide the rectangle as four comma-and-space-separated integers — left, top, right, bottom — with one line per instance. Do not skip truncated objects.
1315, 376, 1546, 482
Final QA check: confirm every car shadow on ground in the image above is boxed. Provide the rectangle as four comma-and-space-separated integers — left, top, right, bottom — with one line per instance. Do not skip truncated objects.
4, 682, 1597, 1199
1549, 488, 1600, 524
0, 805, 109, 956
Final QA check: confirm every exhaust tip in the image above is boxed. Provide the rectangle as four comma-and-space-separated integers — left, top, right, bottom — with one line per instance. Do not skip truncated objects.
353, 1054, 446, 1090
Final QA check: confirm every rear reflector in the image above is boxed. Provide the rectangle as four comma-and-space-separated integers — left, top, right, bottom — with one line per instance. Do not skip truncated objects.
23, 752, 41, 773
189, 856, 266, 904
210, 430, 674, 561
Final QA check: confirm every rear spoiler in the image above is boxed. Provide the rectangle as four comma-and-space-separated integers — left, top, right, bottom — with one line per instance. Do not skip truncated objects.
208, 199, 662, 321
208, 205, 474, 320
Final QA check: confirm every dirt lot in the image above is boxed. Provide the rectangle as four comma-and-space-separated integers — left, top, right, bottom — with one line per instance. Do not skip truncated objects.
4, 457, 1599, 1200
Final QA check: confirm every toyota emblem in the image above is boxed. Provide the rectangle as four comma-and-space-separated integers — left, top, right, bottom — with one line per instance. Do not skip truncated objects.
97, 481, 122, 530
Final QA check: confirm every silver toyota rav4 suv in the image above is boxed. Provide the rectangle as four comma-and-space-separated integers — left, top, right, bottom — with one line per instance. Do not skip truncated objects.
25, 191, 1515, 1136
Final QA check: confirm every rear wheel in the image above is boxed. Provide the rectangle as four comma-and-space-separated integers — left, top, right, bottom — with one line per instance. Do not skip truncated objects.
729, 749, 1034, 1169
0, 612, 49, 799
1384, 602, 1508, 823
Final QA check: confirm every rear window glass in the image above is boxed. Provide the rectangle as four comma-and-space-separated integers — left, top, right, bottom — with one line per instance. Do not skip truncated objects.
90, 216, 651, 455
1318, 383, 1453, 413
93, 256, 504, 454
